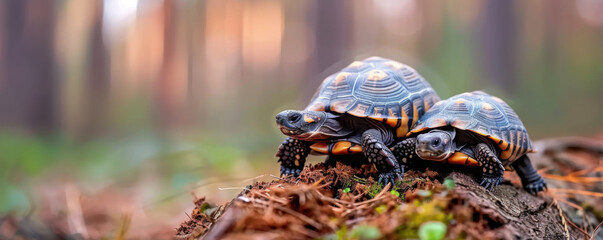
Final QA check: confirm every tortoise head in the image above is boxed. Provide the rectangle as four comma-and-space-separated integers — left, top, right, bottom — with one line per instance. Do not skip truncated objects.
276, 110, 346, 141
415, 129, 456, 161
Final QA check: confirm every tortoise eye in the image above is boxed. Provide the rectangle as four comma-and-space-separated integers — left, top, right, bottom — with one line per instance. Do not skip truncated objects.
433, 138, 441, 146
289, 114, 301, 123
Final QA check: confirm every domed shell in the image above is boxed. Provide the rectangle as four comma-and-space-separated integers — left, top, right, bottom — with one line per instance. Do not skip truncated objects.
306, 56, 440, 138
409, 91, 534, 163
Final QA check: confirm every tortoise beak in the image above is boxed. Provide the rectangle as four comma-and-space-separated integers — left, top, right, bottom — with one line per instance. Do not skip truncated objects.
276, 111, 302, 130
276, 110, 302, 133
276, 113, 285, 126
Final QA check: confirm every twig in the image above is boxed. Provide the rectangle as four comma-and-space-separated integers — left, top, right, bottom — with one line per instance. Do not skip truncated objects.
269, 174, 295, 184
243, 198, 322, 229
351, 195, 388, 207
254, 191, 287, 205
563, 217, 590, 239
591, 221, 603, 240
372, 182, 392, 199
65, 184, 89, 239
554, 197, 588, 234
312, 177, 325, 186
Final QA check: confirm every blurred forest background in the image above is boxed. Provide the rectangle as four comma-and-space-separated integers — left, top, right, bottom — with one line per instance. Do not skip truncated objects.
0, 0, 602, 238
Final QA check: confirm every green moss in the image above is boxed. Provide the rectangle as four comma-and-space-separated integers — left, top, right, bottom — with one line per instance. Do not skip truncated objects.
395, 199, 452, 239
349, 225, 382, 240
418, 221, 447, 240
375, 205, 387, 214
341, 180, 352, 190
366, 183, 384, 198
323, 224, 382, 240
336, 225, 348, 240
443, 178, 456, 190
390, 189, 400, 198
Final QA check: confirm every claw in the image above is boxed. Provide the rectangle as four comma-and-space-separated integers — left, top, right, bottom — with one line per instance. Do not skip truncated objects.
524, 179, 547, 195
395, 173, 403, 182
480, 175, 502, 190
377, 172, 399, 186
280, 166, 302, 178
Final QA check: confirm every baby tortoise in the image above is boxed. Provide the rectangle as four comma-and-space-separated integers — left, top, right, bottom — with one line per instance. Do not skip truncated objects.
275, 56, 440, 184
393, 91, 546, 194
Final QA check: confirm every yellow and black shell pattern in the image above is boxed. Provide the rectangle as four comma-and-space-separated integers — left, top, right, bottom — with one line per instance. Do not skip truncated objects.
409, 91, 534, 165
306, 56, 440, 155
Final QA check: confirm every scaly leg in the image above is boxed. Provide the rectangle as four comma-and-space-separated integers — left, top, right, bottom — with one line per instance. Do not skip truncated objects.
475, 143, 505, 190
390, 137, 418, 177
276, 137, 312, 177
362, 129, 402, 185
511, 155, 547, 194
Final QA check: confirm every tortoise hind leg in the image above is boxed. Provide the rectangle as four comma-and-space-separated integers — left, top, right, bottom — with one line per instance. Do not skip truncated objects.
277, 137, 312, 177
475, 143, 505, 190
511, 155, 547, 194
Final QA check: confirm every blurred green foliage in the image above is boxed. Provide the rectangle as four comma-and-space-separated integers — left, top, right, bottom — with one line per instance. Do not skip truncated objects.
0, 131, 254, 213
0, 0, 601, 217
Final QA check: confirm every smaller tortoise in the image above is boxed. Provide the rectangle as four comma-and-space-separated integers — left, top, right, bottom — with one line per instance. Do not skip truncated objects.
275, 56, 440, 184
393, 91, 546, 193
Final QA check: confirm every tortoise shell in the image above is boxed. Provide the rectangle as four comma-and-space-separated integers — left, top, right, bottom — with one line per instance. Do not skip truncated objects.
409, 91, 534, 164
306, 56, 440, 139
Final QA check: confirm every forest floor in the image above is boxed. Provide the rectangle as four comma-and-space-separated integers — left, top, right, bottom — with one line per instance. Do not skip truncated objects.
0, 137, 601, 240
176, 137, 603, 240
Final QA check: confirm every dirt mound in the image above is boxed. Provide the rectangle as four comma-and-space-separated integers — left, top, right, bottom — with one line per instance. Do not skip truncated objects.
175, 161, 586, 240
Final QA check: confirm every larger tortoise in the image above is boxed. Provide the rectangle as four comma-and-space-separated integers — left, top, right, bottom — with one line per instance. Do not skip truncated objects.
275, 56, 440, 184
393, 91, 546, 193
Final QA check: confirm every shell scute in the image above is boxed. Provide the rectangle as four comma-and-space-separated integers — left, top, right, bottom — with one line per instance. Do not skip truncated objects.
306, 57, 440, 131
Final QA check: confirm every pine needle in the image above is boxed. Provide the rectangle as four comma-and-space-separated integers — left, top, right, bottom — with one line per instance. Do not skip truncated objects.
553, 199, 570, 240
590, 221, 603, 240
114, 213, 131, 240
548, 189, 603, 198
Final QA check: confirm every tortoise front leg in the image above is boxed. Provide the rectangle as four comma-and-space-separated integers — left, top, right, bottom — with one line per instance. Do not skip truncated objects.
474, 143, 505, 190
276, 137, 312, 177
391, 137, 418, 177
362, 129, 402, 185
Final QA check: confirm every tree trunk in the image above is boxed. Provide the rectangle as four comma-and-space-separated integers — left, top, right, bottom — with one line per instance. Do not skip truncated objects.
303, 0, 353, 101
479, 0, 518, 94
0, 0, 57, 133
